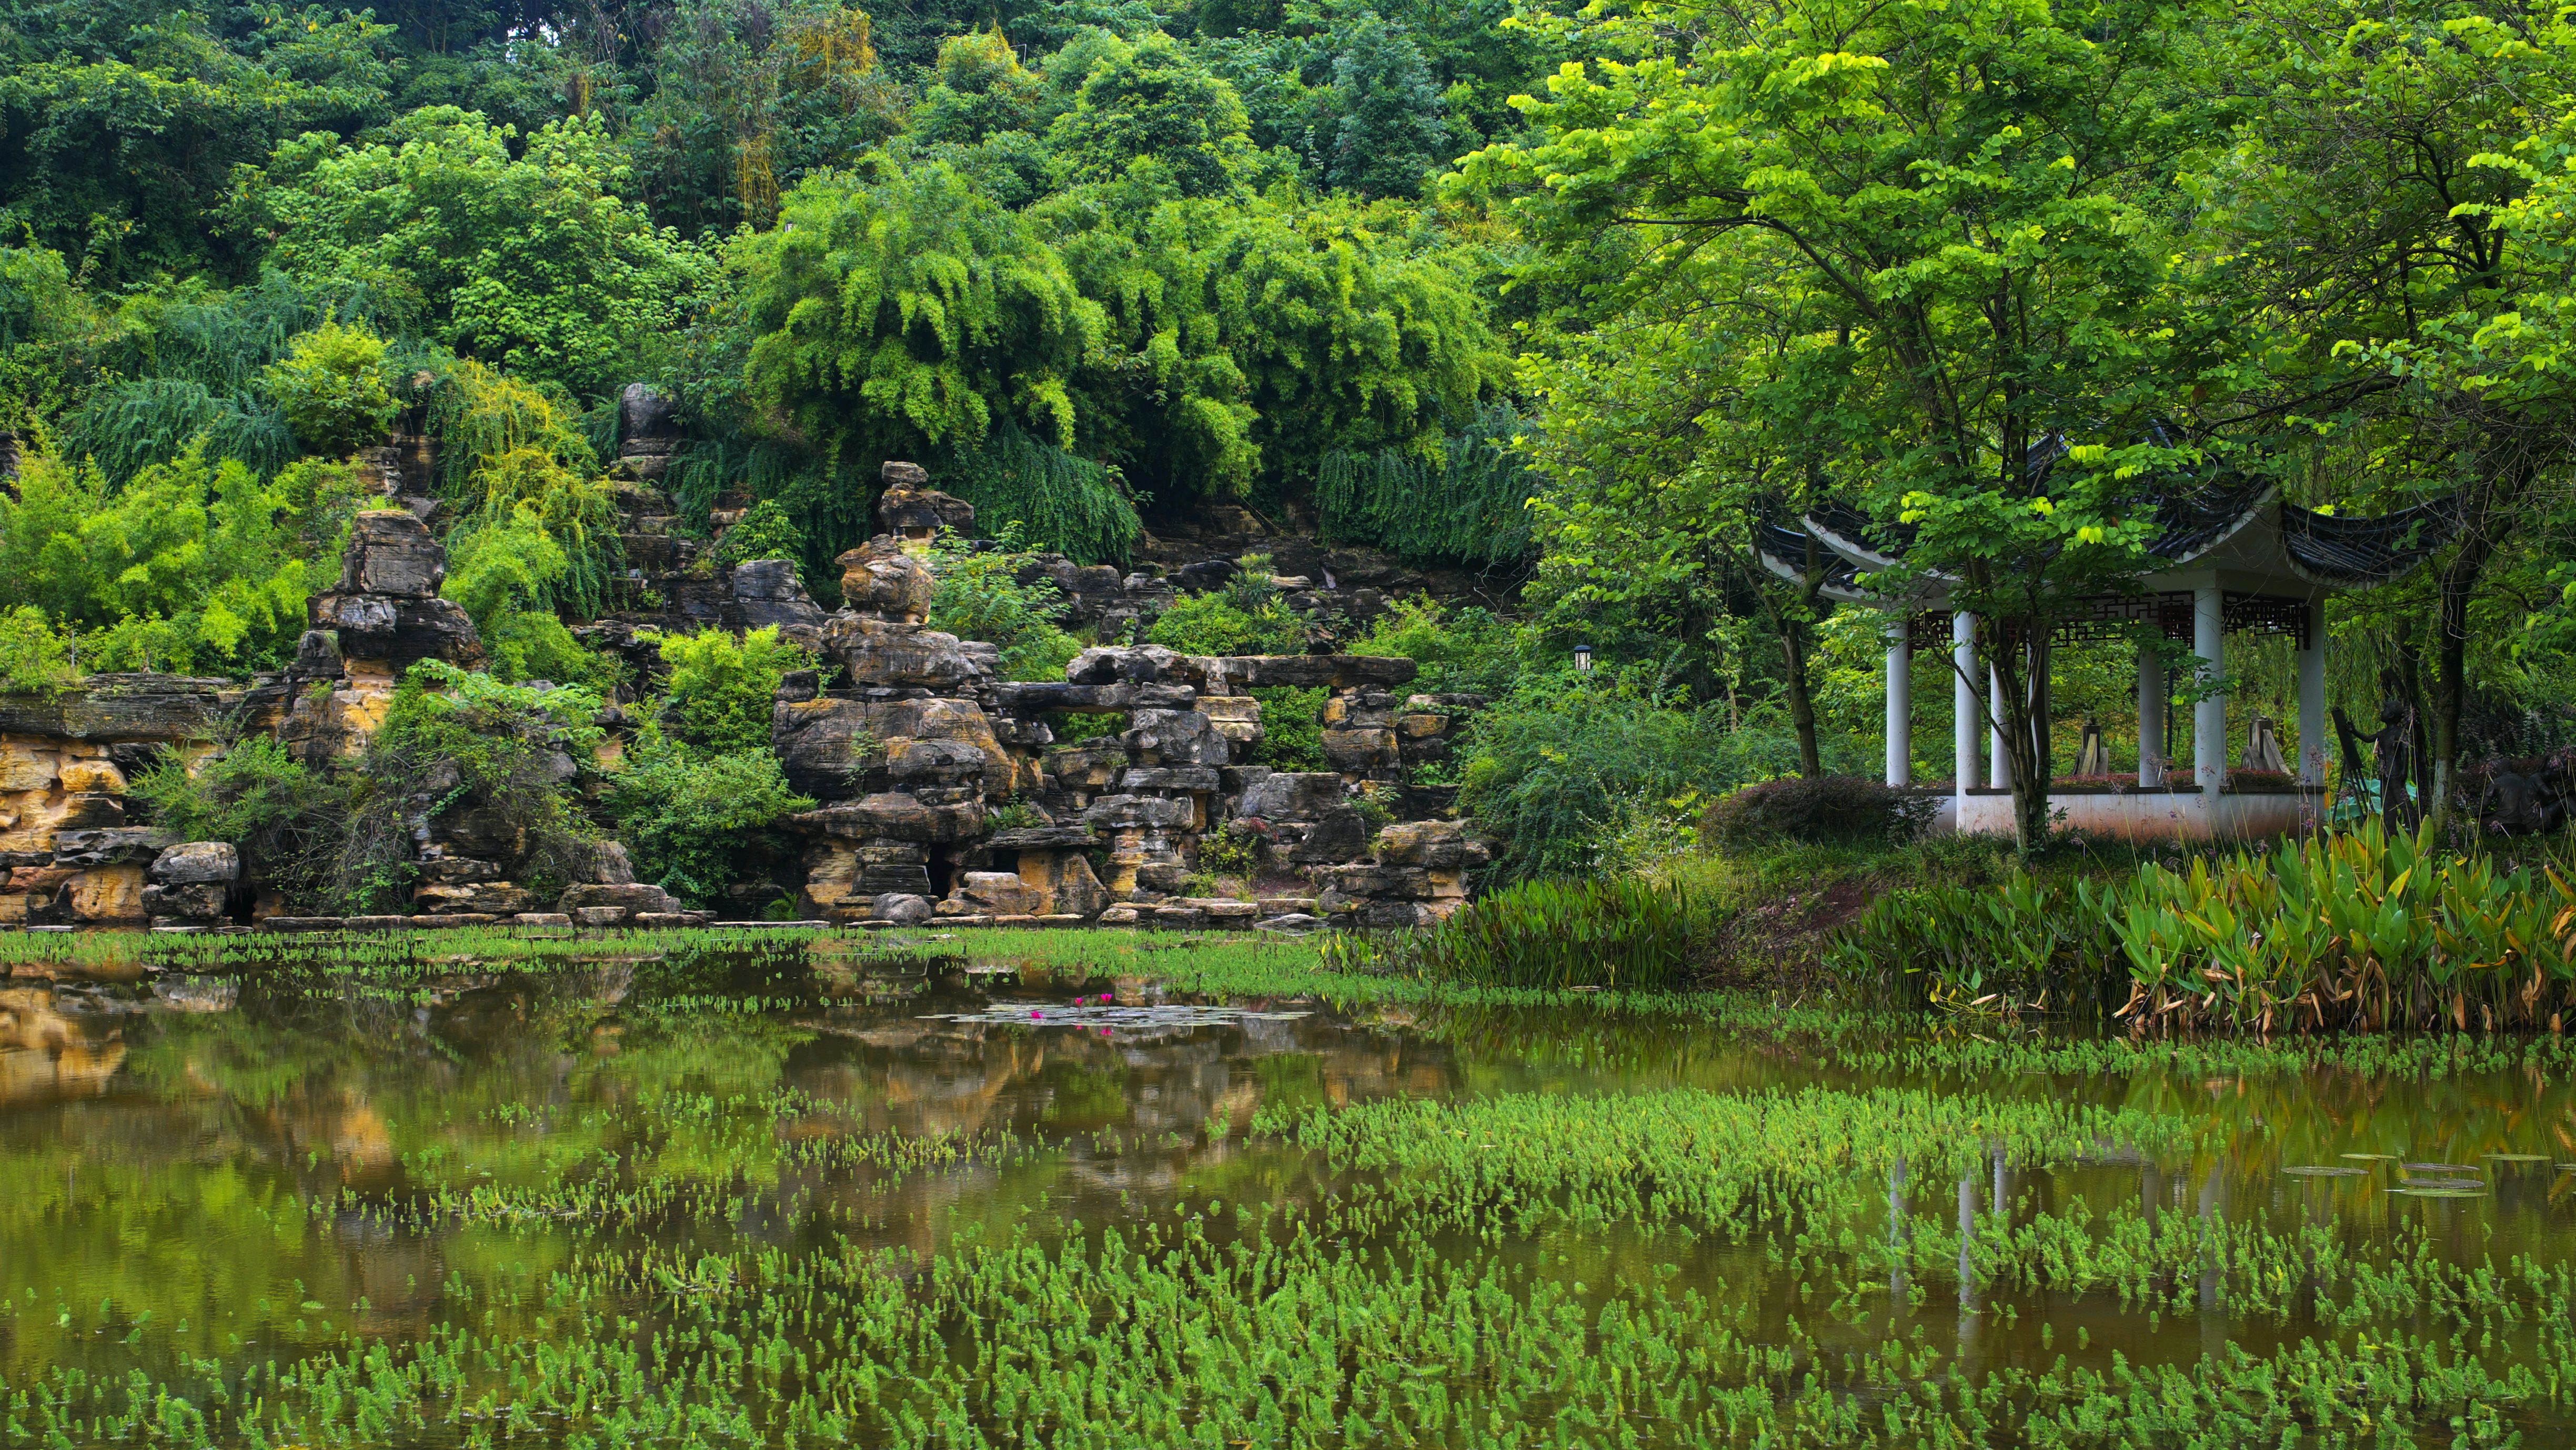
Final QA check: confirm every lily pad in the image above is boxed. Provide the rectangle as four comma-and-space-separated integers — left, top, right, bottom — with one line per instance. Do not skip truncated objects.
2401, 1163, 2476, 1173
2282, 1165, 2366, 1177
2339, 1153, 2398, 1161
2485, 1153, 2551, 1163
2394, 1187, 2487, 1198
2401, 1177, 2486, 1191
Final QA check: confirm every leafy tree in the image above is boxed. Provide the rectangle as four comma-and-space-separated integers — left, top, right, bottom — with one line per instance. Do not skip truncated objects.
712, 498, 809, 567
923, 532, 1084, 679
603, 743, 814, 905
735, 156, 1101, 459
243, 107, 716, 396
644, 624, 815, 753
336, 662, 604, 909
1045, 33, 1264, 197
912, 26, 1045, 144
2195, 0, 2576, 827
261, 321, 401, 456
0, 444, 366, 675
129, 737, 346, 909
0, 11, 396, 283
442, 503, 617, 686
1306, 13, 1445, 199
1472, 0, 2207, 849
627, 0, 907, 233
0, 606, 80, 695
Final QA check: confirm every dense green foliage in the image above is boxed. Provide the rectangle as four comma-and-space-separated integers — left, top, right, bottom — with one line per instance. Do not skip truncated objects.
646, 625, 816, 754
603, 743, 814, 906
922, 534, 1084, 680
129, 738, 347, 910
1350, 874, 1704, 988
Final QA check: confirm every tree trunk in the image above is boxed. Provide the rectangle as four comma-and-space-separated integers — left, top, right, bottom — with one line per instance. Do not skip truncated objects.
1990, 636, 2051, 855
1779, 623, 1823, 777
2425, 446, 2520, 836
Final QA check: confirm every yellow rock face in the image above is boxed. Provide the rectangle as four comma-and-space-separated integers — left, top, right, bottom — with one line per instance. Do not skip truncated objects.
57, 759, 126, 794
67, 865, 147, 924
0, 745, 60, 793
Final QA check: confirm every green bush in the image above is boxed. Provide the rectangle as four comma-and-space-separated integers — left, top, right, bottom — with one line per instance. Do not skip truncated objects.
645, 625, 814, 754
1699, 775, 1938, 851
442, 504, 616, 687
129, 737, 346, 911
1351, 595, 1525, 696
1145, 591, 1303, 656
1455, 687, 1729, 879
260, 321, 400, 457
335, 663, 605, 912
0, 606, 79, 694
924, 532, 1082, 681
1249, 685, 1327, 769
713, 498, 807, 567
1370, 876, 1707, 991
603, 743, 814, 907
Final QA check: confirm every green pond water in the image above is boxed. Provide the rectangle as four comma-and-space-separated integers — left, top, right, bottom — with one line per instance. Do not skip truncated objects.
5, 938, 2576, 1446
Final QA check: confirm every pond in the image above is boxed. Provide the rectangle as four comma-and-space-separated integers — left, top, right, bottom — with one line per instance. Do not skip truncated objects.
5, 932, 2576, 1447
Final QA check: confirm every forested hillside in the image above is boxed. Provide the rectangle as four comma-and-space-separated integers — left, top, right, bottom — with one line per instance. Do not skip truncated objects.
4, 0, 2576, 885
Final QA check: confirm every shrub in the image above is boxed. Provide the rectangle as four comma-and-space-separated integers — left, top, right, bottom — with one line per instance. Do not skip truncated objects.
1145, 591, 1303, 656
1198, 822, 1263, 876
334, 663, 604, 912
1455, 688, 1729, 879
924, 531, 1082, 681
442, 504, 616, 687
260, 321, 400, 457
1699, 775, 1939, 851
1351, 595, 1525, 696
1375, 876, 1707, 990
1250, 685, 1327, 769
0, 606, 79, 694
603, 743, 814, 906
129, 737, 346, 911
646, 625, 814, 754
713, 498, 807, 567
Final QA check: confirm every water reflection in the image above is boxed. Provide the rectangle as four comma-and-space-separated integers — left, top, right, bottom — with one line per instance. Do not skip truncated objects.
9, 955, 2576, 1427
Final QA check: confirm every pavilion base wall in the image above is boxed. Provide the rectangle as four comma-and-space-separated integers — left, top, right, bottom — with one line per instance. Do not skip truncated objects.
1948, 787, 2327, 843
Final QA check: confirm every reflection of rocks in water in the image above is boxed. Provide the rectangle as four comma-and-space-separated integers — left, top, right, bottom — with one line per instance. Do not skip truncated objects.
0, 985, 128, 1104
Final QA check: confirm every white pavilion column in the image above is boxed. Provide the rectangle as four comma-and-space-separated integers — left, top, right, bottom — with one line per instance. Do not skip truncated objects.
2136, 637, 2166, 787
2296, 596, 2327, 786
1884, 626, 1913, 787
2192, 584, 2227, 793
1952, 613, 1980, 794
1989, 663, 2014, 790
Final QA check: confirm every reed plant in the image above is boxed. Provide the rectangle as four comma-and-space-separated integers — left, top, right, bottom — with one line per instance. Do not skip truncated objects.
1356, 875, 1707, 990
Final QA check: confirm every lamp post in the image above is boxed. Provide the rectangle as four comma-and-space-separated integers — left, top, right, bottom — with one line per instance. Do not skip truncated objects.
1573, 644, 1593, 676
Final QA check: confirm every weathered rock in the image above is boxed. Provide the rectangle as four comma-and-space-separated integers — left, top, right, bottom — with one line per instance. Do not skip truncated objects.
1066, 645, 1196, 687
870, 892, 933, 925
1321, 727, 1400, 773
1202, 655, 1418, 692
148, 842, 239, 886
946, 871, 1046, 916
1098, 904, 1141, 925
1039, 739, 1128, 791
876, 476, 975, 541
725, 559, 827, 638
1237, 773, 1348, 822
834, 539, 935, 623
55, 828, 175, 867
773, 693, 1013, 799
1256, 912, 1322, 933
588, 841, 639, 885
1317, 864, 1434, 899
558, 882, 682, 917
309, 589, 483, 670
620, 383, 680, 442
1017, 849, 1109, 918
1081, 794, 1195, 830
1373, 819, 1492, 871
790, 794, 985, 844
818, 614, 994, 691
0, 674, 239, 743
142, 881, 228, 922
1124, 709, 1230, 767
515, 912, 575, 927
1120, 766, 1221, 793
884, 738, 989, 786
339, 509, 447, 597
986, 826, 1101, 852
418, 882, 538, 915
572, 906, 628, 927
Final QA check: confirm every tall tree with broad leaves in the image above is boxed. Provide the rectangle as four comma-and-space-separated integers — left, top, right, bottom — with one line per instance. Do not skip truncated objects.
1465, 0, 2220, 852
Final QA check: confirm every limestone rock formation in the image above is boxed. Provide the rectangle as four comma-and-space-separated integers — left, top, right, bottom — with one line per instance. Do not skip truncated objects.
834, 538, 936, 624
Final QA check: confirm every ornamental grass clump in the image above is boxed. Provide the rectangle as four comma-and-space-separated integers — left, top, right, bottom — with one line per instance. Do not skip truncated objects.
1380, 875, 1706, 990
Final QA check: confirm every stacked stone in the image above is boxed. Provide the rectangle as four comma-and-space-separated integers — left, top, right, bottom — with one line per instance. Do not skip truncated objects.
143, 842, 238, 928
0, 676, 242, 925
1315, 820, 1492, 929
283, 509, 484, 763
